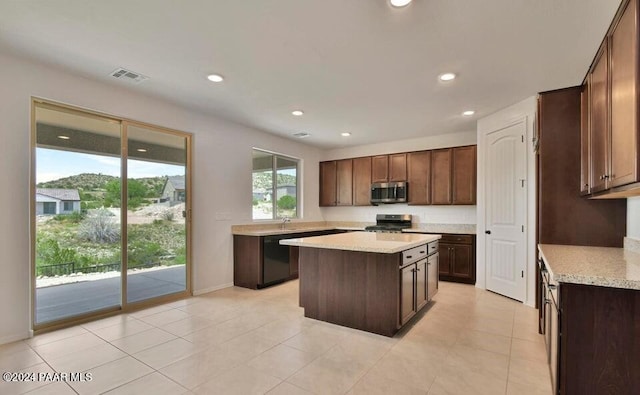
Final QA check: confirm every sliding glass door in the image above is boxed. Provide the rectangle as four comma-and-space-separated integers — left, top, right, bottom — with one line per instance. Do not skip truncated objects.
32, 100, 191, 329
125, 123, 188, 303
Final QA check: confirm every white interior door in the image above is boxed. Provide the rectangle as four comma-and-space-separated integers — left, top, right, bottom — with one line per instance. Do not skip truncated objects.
484, 120, 527, 301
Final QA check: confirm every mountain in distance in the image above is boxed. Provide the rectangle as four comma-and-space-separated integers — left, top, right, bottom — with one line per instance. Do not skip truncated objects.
37, 173, 174, 197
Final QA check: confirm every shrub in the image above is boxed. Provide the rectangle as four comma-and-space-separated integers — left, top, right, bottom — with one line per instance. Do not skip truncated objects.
161, 211, 175, 221
77, 209, 120, 243
128, 241, 165, 267
277, 195, 296, 210
36, 238, 77, 265
252, 198, 259, 206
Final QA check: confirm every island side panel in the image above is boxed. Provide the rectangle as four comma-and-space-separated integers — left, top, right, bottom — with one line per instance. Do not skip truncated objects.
298, 247, 400, 337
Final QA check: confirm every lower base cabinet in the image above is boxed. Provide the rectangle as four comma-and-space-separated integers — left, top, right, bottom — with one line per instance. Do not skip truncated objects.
539, 258, 640, 394
234, 229, 346, 289
438, 234, 476, 284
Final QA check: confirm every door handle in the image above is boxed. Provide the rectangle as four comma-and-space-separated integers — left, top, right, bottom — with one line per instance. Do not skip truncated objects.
485, 230, 491, 235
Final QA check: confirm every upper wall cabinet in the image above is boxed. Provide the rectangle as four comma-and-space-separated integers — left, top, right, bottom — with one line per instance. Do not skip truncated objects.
389, 153, 407, 182
319, 144, 476, 207
353, 157, 372, 206
580, 81, 591, 196
452, 146, 477, 205
609, 0, 639, 189
372, 155, 389, 182
407, 151, 431, 205
431, 149, 453, 204
584, 0, 640, 198
320, 159, 353, 206
319, 161, 337, 206
371, 154, 407, 182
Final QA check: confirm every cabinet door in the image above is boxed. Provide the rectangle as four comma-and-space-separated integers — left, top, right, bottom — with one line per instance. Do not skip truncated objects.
590, 41, 609, 193
610, 0, 639, 188
416, 259, 428, 310
438, 243, 452, 276
427, 253, 438, 301
336, 159, 353, 206
407, 151, 431, 205
389, 153, 407, 181
353, 157, 372, 206
580, 81, 591, 195
452, 146, 476, 205
372, 155, 389, 182
451, 244, 473, 279
400, 264, 416, 325
431, 149, 453, 204
319, 161, 337, 206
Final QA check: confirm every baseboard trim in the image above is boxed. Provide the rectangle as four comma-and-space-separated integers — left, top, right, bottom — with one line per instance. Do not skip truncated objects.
193, 282, 234, 296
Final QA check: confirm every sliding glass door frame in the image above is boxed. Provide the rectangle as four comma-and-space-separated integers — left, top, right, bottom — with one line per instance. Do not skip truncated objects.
30, 98, 192, 333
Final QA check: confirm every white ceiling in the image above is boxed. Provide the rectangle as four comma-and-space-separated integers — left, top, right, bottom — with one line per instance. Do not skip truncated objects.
0, 0, 622, 148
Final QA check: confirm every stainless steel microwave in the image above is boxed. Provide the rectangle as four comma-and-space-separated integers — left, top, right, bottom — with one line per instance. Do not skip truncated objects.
371, 182, 407, 204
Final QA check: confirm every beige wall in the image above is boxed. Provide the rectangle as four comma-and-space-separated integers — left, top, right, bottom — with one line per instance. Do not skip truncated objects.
0, 51, 325, 344
629, 197, 640, 239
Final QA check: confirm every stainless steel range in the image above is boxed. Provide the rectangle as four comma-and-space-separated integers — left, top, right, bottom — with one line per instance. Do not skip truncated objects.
364, 214, 412, 233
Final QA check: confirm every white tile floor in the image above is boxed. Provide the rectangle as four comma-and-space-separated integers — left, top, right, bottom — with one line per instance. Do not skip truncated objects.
0, 281, 552, 395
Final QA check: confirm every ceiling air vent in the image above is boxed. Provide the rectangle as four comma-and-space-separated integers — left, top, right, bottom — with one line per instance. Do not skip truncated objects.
292, 132, 311, 139
110, 67, 149, 84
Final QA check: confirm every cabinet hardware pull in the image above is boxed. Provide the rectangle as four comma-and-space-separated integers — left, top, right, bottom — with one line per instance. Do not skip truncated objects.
406, 255, 412, 259
419, 251, 425, 254
485, 230, 491, 234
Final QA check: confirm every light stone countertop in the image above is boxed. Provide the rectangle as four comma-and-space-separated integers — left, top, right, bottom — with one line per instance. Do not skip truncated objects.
280, 231, 441, 254
538, 244, 640, 291
232, 221, 475, 236
402, 223, 476, 235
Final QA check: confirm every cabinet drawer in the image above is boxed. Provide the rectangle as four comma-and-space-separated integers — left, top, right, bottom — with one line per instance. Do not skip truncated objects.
427, 241, 438, 255
402, 244, 428, 265
440, 234, 473, 244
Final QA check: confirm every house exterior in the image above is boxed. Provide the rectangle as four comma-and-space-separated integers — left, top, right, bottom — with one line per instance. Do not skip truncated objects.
35, 188, 81, 215
276, 184, 296, 200
161, 176, 185, 204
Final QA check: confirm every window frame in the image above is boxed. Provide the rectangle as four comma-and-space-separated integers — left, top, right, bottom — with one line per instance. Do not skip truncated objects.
252, 148, 301, 221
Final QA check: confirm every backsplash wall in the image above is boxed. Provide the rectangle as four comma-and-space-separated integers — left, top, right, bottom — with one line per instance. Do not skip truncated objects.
320, 205, 477, 225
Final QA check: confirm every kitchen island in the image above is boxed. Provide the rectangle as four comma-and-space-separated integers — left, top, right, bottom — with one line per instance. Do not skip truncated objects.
281, 231, 440, 336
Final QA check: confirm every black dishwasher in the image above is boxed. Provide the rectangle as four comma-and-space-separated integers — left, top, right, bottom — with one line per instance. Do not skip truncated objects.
262, 235, 291, 286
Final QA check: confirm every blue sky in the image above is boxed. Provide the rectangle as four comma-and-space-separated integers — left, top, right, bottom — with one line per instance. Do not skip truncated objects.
36, 148, 185, 183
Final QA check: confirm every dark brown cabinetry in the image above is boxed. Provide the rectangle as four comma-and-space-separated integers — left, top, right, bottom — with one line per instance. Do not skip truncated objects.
452, 146, 477, 205
389, 153, 407, 181
319, 159, 353, 206
407, 151, 431, 205
609, 0, 639, 189
319, 161, 337, 206
580, 82, 591, 195
590, 42, 610, 194
353, 157, 372, 206
538, 88, 626, 248
372, 155, 389, 182
437, 234, 475, 284
336, 159, 353, 206
320, 145, 476, 206
582, 0, 640, 198
431, 149, 452, 204
234, 229, 346, 289
538, 257, 640, 395
371, 154, 407, 182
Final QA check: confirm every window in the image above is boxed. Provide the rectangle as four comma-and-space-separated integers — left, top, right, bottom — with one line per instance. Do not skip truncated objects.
43, 202, 56, 215
63, 201, 73, 211
252, 149, 299, 220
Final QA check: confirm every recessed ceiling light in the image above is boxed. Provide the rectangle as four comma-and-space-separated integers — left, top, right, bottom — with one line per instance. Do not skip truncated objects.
292, 110, 304, 116
438, 73, 456, 82
462, 110, 475, 116
207, 74, 224, 82
57, 135, 70, 140
292, 132, 310, 139
136, 148, 148, 152
341, 132, 352, 137
390, 0, 412, 7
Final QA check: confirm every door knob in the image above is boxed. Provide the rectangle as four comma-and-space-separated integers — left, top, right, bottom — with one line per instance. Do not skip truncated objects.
485, 230, 491, 235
